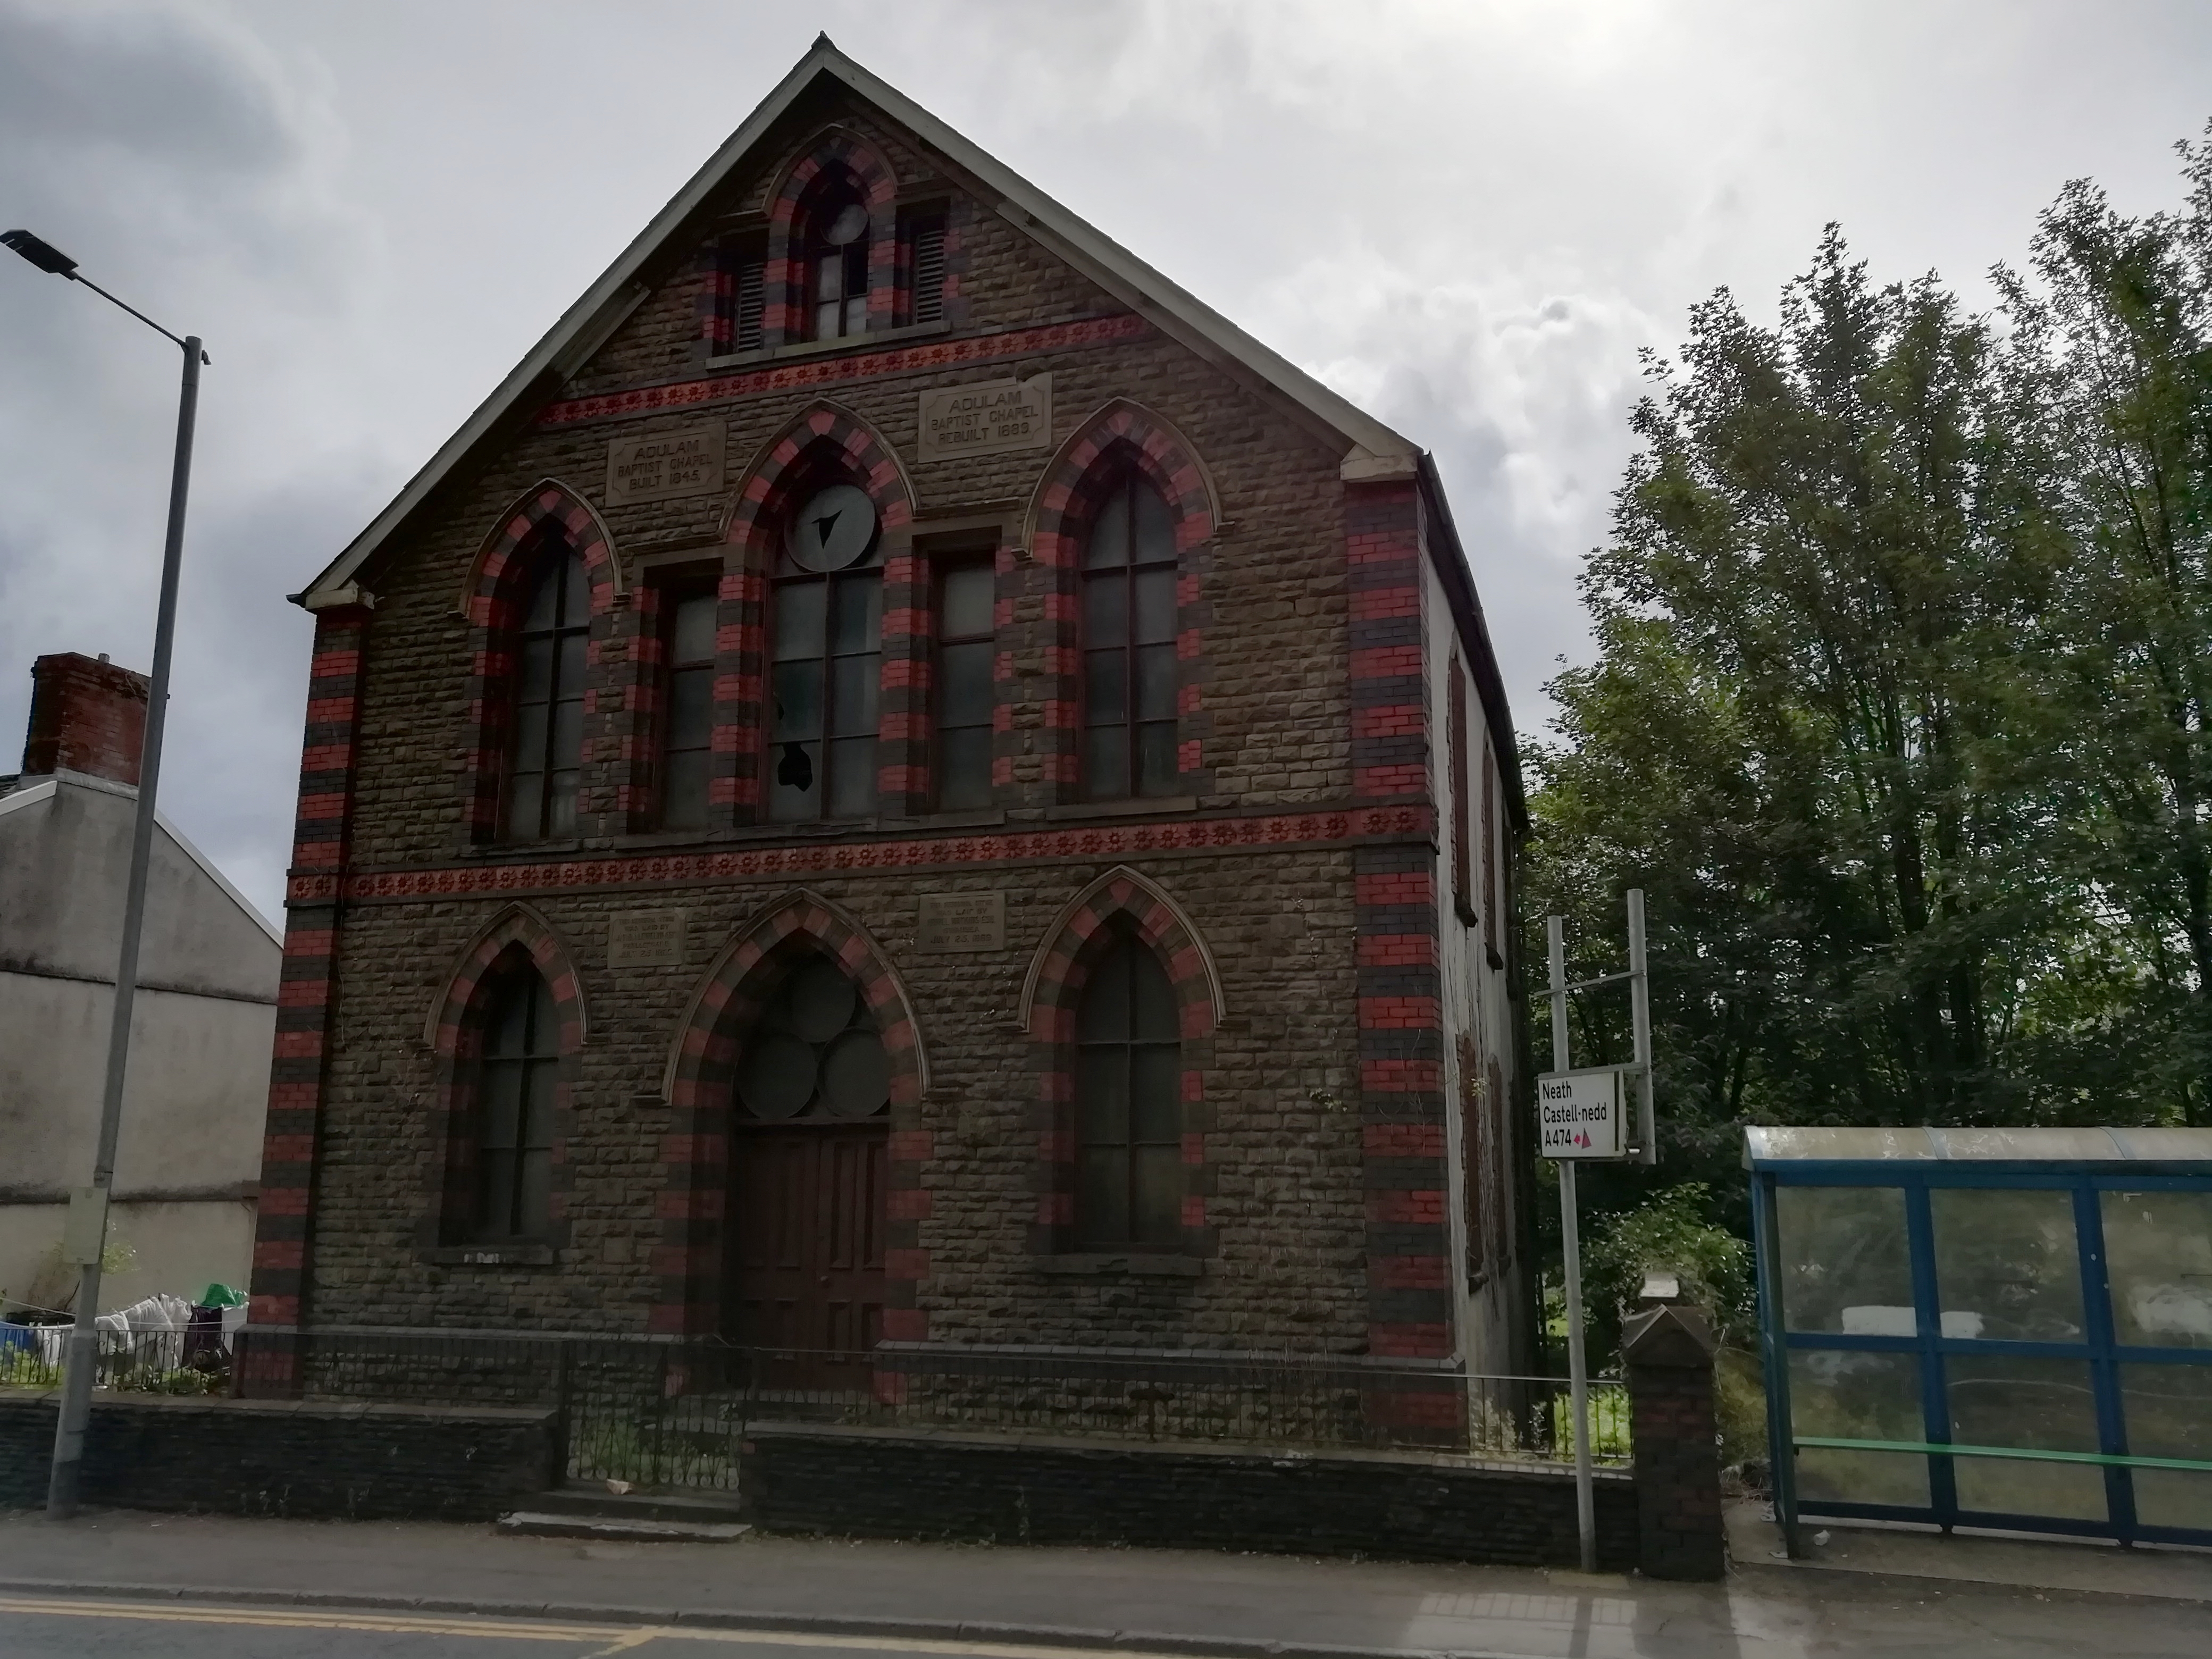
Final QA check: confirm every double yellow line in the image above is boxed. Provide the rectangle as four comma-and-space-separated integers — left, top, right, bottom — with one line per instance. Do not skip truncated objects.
0, 1595, 1209, 1659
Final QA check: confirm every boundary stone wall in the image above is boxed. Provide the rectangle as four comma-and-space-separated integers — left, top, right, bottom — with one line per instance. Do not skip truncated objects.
737, 1421, 1638, 1568
0, 1390, 554, 1521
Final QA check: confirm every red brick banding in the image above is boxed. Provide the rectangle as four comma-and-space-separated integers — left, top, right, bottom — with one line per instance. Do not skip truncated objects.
242, 602, 371, 1388
1345, 481, 1450, 1362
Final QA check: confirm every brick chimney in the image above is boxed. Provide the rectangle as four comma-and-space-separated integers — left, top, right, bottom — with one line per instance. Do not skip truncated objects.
21, 652, 150, 786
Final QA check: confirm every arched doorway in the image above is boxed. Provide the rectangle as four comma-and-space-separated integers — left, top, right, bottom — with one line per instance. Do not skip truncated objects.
726, 952, 889, 1381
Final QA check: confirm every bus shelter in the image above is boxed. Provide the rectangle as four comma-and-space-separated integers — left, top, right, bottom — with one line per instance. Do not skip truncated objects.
1746, 1126, 2212, 1552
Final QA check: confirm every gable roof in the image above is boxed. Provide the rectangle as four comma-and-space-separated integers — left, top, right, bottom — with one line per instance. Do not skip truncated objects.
297, 35, 1422, 608
294, 38, 1524, 825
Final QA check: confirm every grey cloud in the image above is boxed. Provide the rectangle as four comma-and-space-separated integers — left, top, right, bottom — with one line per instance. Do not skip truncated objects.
0, 2, 301, 171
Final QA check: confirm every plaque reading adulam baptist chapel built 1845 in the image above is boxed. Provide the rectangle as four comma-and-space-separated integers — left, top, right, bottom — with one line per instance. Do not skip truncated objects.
604, 423, 726, 506
916, 375, 1052, 463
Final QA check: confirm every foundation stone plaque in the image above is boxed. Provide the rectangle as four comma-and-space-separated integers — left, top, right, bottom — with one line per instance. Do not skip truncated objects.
604, 423, 726, 506
609, 908, 689, 968
916, 891, 1006, 952
916, 374, 1052, 463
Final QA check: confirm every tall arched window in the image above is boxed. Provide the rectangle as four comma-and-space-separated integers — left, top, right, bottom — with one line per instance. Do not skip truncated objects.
1082, 472, 1178, 800
507, 539, 589, 840
1076, 932, 1182, 1247
769, 481, 883, 820
474, 966, 558, 1240
804, 178, 871, 341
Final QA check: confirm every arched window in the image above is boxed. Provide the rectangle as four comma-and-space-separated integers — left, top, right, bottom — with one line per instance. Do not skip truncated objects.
1081, 471, 1178, 800
769, 481, 883, 820
736, 956, 892, 1122
506, 538, 589, 840
804, 177, 871, 341
474, 965, 558, 1239
1076, 932, 1182, 1247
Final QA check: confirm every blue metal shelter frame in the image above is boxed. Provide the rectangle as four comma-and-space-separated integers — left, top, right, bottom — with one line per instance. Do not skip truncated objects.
1746, 1126, 2212, 1555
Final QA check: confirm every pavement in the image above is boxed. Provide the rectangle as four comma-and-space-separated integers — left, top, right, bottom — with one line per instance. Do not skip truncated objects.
1, 1506, 2209, 1658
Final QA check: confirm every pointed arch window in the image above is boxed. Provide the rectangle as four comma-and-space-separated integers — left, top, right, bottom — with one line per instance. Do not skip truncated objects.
506, 538, 589, 841
805, 177, 872, 341
770, 482, 883, 821
1082, 471, 1178, 800
1076, 932, 1183, 1247
473, 965, 558, 1241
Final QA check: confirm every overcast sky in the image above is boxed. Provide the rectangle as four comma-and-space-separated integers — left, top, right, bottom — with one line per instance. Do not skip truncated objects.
4, 0, 2209, 921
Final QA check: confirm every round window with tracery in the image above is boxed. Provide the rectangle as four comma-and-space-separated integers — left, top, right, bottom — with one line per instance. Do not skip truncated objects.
736, 957, 891, 1122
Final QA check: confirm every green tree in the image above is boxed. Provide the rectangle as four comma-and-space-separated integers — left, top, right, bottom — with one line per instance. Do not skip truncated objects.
1998, 133, 2212, 1124
1531, 230, 2075, 1219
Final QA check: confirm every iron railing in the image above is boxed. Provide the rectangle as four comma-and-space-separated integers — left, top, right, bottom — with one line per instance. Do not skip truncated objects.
0, 1320, 232, 1395
216, 1327, 1629, 1493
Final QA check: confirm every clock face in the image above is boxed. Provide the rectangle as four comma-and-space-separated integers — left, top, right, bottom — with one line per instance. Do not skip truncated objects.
787, 483, 879, 572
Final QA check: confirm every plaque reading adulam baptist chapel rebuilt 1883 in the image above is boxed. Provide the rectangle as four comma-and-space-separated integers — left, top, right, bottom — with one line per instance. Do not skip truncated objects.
915, 892, 1006, 952
915, 375, 1052, 463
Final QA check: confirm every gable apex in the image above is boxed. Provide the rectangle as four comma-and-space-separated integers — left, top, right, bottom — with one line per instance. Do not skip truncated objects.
296, 39, 1422, 608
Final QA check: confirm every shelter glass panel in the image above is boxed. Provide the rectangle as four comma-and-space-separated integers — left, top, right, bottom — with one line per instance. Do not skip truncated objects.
1787, 1348, 1928, 1507
1775, 1186, 1913, 1335
1945, 1354, 2104, 1520
2102, 1190, 2212, 1350
1930, 1188, 2085, 1343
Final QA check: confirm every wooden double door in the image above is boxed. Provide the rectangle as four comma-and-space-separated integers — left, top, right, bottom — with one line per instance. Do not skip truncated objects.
726, 1123, 886, 1382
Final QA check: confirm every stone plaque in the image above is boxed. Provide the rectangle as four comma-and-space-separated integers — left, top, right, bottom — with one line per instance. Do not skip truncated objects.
609, 908, 688, 968
916, 374, 1052, 463
604, 423, 726, 506
916, 891, 1006, 952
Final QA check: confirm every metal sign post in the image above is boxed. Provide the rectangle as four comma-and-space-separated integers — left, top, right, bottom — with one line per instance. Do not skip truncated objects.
1541, 891, 1652, 1574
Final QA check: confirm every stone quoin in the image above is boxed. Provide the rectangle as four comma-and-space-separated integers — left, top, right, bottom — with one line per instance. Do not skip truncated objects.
248, 39, 1535, 1425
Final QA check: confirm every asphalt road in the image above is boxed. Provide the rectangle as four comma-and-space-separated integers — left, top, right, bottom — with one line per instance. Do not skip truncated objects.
0, 1602, 1233, 1659
8, 1587, 2212, 1659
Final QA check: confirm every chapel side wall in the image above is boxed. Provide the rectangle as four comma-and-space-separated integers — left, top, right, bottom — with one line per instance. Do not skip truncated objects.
1421, 555, 1524, 1376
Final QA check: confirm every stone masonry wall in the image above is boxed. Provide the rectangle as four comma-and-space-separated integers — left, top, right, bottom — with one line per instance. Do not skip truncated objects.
307, 852, 1369, 1346
0, 1390, 554, 1520
739, 1421, 1638, 1568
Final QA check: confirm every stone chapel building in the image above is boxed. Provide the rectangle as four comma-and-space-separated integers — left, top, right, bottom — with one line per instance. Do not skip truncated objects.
253, 39, 1534, 1387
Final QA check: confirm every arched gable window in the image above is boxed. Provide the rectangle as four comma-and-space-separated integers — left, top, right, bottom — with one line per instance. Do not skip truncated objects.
803, 174, 872, 341
506, 537, 589, 840
1082, 471, 1178, 800
474, 965, 558, 1239
1076, 931, 1182, 1247
769, 480, 883, 820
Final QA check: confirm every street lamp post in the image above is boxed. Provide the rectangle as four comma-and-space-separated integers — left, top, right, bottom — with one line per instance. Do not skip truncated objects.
3, 229, 208, 1518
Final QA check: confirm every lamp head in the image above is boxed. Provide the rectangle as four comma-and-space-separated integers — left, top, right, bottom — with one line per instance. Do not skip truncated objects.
2, 230, 79, 278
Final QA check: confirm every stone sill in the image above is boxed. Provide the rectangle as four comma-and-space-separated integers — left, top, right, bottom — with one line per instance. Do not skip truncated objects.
702, 319, 952, 372
1042, 796, 1200, 823
1031, 1253, 1203, 1279
421, 1244, 556, 1268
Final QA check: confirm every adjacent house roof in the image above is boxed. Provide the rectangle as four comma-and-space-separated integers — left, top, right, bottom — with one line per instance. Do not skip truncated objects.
294, 37, 1524, 821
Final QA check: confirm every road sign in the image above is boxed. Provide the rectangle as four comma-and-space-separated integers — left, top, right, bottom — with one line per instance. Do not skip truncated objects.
1538, 1067, 1626, 1160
